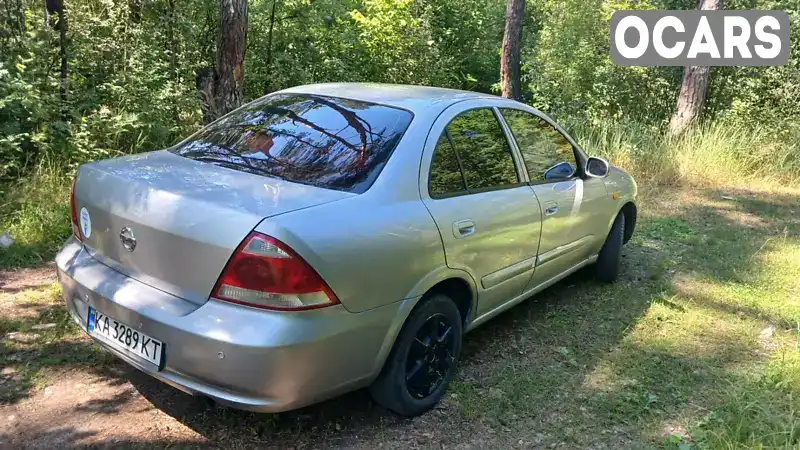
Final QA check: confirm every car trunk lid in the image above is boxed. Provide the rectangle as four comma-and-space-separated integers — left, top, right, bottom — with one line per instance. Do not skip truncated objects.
74, 150, 354, 305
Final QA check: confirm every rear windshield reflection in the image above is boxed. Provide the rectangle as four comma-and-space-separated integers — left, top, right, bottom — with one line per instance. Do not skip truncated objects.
172, 94, 413, 193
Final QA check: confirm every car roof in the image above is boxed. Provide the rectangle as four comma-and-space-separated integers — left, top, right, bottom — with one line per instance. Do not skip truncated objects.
277, 83, 504, 115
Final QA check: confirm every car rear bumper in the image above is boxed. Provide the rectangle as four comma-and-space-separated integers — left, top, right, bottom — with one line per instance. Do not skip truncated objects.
55, 238, 409, 412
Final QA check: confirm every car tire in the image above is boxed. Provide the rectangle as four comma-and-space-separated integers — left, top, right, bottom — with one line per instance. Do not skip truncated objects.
595, 212, 625, 283
369, 293, 463, 417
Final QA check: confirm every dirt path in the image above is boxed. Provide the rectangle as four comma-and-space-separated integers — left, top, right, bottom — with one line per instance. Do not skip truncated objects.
0, 263, 57, 297
1, 370, 205, 448
1, 360, 496, 449
0, 266, 503, 449
0, 268, 207, 448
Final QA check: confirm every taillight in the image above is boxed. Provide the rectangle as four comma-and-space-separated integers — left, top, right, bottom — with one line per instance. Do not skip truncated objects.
70, 174, 81, 241
212, 232, 340, 311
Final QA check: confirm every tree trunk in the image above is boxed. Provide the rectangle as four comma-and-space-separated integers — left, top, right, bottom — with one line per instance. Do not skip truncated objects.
263, 0, 277, 95
214, 0, 248, 117
500, 0, 525, 100
667, 0, 723, 137
57, 0, 67, 117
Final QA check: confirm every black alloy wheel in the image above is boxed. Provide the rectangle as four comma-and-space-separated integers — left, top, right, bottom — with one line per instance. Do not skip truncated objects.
405, 312, 456, 399
369, 294, 463, 416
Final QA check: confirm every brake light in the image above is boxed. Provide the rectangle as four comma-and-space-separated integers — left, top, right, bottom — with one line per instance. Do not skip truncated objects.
70, 174, 81, 241
212, 232, 340, 311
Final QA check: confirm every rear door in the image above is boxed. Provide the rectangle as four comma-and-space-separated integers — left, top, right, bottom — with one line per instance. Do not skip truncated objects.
421, 102, 542, 316
498, 108, 608, 288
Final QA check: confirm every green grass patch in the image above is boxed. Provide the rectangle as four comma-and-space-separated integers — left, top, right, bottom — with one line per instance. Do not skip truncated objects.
0, 284, 116, 403
450, 185, 800, 448
0, 164, 72, 268
0, 150, 798, 447
694, 347, 800, 449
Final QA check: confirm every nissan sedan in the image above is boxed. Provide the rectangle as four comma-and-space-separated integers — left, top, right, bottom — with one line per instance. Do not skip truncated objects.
56, 83, 637, 417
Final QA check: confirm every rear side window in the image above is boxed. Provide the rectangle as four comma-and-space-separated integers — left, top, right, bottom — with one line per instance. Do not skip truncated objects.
429, 135, 467, 197
428, 108, 519, 197
447, 109, 518, 190
172, 94, 413, 193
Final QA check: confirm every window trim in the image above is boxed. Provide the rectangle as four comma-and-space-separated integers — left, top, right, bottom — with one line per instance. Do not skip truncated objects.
445, 128, 469, 190
427, 106, 525, 200
496, 107, 587, 186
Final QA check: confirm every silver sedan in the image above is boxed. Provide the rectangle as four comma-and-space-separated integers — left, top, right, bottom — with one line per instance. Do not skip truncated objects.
57, 83, 638, 416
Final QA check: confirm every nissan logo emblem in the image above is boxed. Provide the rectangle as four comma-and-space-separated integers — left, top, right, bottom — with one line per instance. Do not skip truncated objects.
119, 227, 136, 252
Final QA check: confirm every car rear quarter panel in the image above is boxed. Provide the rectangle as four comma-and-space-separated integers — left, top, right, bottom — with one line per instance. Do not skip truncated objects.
256, 192, 446, 313
250, 109, 466, 314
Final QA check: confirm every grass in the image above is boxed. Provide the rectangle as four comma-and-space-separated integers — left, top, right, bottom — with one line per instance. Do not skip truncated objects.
0, 122, 799, 448
0, 163, 72, 268
4, 186, 791, 448
448, 186, 800, 448
570, 119, 800, 187
0, 282, 117, 403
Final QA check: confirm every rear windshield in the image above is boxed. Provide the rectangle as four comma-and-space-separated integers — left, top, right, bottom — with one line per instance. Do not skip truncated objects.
171, 94, 413, 193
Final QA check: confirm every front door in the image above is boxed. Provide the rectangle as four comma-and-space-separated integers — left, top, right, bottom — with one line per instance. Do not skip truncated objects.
421, 105, 543, 316
498, 108, 608, 289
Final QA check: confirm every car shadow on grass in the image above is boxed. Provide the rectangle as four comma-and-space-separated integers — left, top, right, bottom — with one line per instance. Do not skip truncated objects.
121, 257, 658, 448
0, 299, 123, 404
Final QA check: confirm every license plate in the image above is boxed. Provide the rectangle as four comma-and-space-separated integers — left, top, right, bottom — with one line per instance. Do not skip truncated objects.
87, 306, 164, 367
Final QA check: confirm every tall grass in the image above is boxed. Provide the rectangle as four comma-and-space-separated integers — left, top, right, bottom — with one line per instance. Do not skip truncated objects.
0, 162, 72, 268
569, 119, 800, 187
699, 347, 800, 448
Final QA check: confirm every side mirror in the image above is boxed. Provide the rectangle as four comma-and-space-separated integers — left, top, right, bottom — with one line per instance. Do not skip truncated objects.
543, 162, 576, 180
585, 157, 609, 178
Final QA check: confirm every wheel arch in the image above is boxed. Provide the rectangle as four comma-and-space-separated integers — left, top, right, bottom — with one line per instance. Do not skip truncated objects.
620, 201, 637, 244
403, 267, 478, 327
603, 200, 637, 244
424, 277, 474, 328
369, 269, 477, 379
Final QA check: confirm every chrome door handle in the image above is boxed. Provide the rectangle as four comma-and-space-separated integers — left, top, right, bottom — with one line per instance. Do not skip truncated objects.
544, 201, 559, 216
453, 219, 475, 238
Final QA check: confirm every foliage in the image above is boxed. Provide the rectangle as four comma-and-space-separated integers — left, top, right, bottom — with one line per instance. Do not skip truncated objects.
521, 0, 800, 139
0, 163, 71, 267
0, 0, 797, 261
2, 0, 799, 183
0, 0, 797, 265
0, 0, 205, 181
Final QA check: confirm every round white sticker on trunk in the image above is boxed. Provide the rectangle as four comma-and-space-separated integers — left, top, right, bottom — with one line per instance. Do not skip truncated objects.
79, 207, 92, 238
